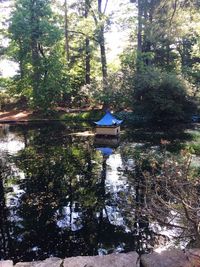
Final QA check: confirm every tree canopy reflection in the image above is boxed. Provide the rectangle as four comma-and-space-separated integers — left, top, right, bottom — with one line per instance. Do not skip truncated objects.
2, 123, 190, 262
0, 123, 155, 262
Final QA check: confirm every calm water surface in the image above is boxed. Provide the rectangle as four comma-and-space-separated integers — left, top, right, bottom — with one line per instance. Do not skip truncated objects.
0, 122, 193, 262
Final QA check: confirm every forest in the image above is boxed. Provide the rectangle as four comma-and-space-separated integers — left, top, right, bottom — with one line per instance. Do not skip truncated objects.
1, 1, 200, 263
0, 0, 200, 122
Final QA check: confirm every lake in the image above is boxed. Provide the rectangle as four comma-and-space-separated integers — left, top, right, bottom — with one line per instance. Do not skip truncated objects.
0, 121, 199, 263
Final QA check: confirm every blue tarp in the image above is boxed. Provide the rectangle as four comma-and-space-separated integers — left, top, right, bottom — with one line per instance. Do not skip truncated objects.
94, 111, 123, 126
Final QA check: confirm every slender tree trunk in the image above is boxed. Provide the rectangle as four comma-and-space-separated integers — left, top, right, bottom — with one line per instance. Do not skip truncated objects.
85, 0, 90, 84
143, 0, 153, 65
137, 0, 143, 54
64, 0, 70, 63
31, 38, 40, 103
98, 0, 108, 93
99, 27, 108, 87
85, 38, 91, 84
30, 0, 40, 105
166, 42, 170, 67
19, 40, 24, 79
136, 0, 143, 71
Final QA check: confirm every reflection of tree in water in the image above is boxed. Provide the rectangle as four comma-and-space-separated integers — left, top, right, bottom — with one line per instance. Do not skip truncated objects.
0, 124, 139, 262
0, 161, 14, 260
1, 123, 178, 262
12, 143, 97, 261
120, 144, 200, 252
129, 161, 155, 253
113, 152, 156, 254
122, 125, 194, 154
77, 154, 132, 256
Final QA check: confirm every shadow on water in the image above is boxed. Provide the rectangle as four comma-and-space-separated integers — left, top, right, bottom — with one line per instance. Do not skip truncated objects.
122, 123, 197, 153
0, 121, 198, 262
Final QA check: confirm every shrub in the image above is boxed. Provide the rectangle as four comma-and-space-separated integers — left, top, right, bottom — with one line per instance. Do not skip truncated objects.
0, 91, 12, 110
133, 68, 196, 122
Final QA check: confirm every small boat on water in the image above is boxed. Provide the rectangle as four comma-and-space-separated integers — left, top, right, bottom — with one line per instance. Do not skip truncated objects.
94, 111, 123, 136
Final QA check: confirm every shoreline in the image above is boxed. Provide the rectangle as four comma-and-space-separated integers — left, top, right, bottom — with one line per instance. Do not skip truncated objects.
1, 249, 200, 267
0, 110, 33, 122
0, 108, 102, 123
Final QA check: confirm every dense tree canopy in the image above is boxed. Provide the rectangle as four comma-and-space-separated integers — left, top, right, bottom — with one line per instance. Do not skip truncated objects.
8, 0, 66, 108
0, 0, 199, 120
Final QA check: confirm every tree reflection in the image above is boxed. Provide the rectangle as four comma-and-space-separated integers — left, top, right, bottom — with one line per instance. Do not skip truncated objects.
1, 123, 135, 262
12, 142, 100, 260
0, 122, 167, 262
0, 160, 14, 260
120, 144, 200, 252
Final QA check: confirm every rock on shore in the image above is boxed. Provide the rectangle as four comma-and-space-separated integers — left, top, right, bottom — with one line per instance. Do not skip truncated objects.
63, 251, 139, 267
141, 249, 200, 267
1, 249, 200, 267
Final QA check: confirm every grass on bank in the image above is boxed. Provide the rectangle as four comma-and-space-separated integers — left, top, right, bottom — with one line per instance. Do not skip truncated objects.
59, 109, 104, 122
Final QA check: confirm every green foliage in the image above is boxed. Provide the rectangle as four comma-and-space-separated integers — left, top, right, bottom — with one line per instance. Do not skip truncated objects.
0, 77, 11, 91
0, 78, 15, 110
1, 0, 199, 113
0, 91, 11, 110
188, 143, 200, 156
8, 0, 67, 110
60, 109, 103, 122
133, 68, 196, 122
186, 131, 200, 156
31, 45, 71, 110
93, 71, 132, 110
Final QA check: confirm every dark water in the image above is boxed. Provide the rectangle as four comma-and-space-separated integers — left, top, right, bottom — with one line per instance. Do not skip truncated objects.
0, 122, 192, 262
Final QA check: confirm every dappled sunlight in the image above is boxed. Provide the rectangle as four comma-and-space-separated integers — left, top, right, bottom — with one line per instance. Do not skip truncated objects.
0, 132, 25, 154
106, 153, 127, 192
0, 111, 32, 121
69, 131, 94, 137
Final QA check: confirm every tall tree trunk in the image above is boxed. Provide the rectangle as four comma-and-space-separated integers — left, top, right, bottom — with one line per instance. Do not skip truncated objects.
99, 26, 107, 88
143, 0, 152, 65
30, 0, 40, 105
19, 39, 24, 79
64, 0, 70, 63
31, 37, 40, 103
166, 42, 170, 67
137, 0, 143, 54
97, 0, 108, 105
136, 0, 143, 71
85, 0, 90, 84
85, 38, 91, 84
